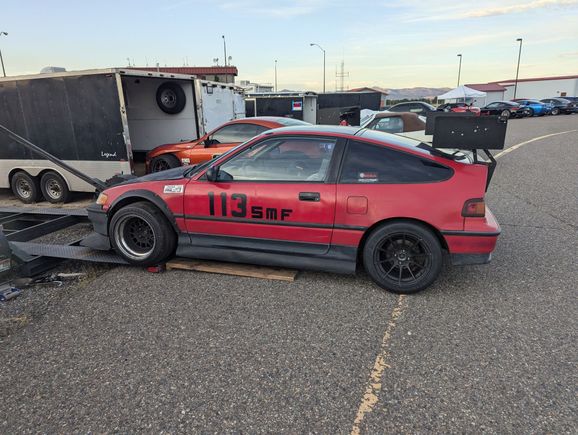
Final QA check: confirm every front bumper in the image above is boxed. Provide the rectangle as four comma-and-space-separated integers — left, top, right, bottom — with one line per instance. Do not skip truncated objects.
82, 204, 111, 251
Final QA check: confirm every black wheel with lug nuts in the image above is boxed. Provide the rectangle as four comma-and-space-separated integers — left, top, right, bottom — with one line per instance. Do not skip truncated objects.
150, 154, 180, 173
363, 221, 443, 294
40, 171, 70, 203
11, 171, 41, 204
110, 202, 177, 266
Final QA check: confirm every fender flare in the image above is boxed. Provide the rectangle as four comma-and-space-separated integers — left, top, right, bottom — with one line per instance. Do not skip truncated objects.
108, 189, 181, 234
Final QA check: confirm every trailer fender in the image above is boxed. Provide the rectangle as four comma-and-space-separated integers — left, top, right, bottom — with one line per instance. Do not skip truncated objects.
108, 189, 180, 234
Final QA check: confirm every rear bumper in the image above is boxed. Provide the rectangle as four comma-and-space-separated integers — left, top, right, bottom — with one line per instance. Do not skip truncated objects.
441, 207, 500, 259
450, 253, 492, 266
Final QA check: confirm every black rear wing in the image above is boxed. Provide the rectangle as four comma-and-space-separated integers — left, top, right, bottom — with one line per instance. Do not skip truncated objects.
427, 114, 506, 190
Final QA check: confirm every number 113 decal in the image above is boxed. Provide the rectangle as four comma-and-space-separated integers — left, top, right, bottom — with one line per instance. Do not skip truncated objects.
208, 192, 292, 221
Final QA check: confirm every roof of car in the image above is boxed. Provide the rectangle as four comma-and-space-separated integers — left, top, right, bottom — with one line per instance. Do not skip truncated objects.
264, 125, 364, 136
231, 116, 310, 126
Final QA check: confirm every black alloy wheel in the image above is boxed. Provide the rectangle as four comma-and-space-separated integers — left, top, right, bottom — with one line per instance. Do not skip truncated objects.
363, 222, 443, 294
110, 202, 177, 266
150, 154, 180, 173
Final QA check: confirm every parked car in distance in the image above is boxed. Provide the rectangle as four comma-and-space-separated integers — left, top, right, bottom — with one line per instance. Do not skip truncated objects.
437, 102, 481, 115
388, 101, 437, 117
480, 101, 528, 118
146, 117, 310, 173
539, 98, 578, 115
87, 125, 500, 295
362, 112, 426, 134
511, 99, 552, 116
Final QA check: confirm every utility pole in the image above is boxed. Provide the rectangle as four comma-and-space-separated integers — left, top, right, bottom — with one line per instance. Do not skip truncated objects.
457, 54, 462, 87
310, 43, 326, 93
514, 38, 523, 99
222, 35, 228, 83
0, 32, 7, 77
274, 60, 278, 92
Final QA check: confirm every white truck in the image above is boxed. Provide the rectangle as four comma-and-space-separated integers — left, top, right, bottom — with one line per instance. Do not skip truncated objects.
0, 68, 244, 203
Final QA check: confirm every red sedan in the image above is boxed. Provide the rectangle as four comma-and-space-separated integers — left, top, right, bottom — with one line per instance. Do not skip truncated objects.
86, 126, 500, 294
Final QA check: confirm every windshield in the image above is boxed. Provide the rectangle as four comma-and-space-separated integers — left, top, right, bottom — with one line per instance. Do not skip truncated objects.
275, 118, 310, 126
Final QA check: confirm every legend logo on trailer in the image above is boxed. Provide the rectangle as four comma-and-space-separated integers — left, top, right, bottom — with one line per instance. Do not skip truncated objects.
292, 100, 303, 111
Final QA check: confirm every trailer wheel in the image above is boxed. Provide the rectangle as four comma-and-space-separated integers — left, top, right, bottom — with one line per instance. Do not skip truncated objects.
11, 171, 41, 204
150, 154, 181, 173
110, 202, 176, 266
40, 171, 70, 203
156, 82, 186, 114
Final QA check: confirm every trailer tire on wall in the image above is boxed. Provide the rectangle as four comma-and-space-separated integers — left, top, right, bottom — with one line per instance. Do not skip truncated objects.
156, 82, 186, 114
40, 171, 70, 203
11, 171, 42, 204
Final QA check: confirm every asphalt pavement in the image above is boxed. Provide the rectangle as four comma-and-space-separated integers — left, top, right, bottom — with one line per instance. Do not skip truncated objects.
0, 115, 576, 433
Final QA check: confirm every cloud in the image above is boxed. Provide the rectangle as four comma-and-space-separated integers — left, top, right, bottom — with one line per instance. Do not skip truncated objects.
218, 0, 327, 17
407, 0, 578, 22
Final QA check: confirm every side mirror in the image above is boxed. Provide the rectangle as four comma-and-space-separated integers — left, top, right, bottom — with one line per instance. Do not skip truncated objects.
205, 166, 219, 182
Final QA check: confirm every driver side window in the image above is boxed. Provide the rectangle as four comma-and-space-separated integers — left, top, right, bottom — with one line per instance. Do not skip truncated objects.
217, 137, 337, 182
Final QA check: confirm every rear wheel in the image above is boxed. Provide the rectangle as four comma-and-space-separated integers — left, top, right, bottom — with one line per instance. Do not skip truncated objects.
11, 171, 41, 204
40, 171, 70, 203
363, 221, 443, 294
500, 109, 511, 118
150, 154, 181, 173
110, 202, 177, 266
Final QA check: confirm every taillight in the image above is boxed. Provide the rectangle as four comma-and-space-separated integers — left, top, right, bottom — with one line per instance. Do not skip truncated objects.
462, 198, 485, 217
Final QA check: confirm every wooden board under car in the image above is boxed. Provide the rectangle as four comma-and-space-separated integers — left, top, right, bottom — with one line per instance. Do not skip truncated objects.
166, 258, 298, 282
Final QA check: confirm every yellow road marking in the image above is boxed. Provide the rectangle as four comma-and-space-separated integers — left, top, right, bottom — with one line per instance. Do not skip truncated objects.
351, 294, 407, 435
494, 129, 578, 159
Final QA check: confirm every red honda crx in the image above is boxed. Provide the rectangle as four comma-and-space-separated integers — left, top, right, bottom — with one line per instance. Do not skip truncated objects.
86, 125, 500, 294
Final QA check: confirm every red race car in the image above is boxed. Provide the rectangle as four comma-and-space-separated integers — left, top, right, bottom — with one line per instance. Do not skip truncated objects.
437, 102, 481, 115
146, 117, 309, 173
86, 126, 500, 294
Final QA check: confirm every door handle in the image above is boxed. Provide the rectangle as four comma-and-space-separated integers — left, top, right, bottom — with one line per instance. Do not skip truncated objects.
299, 192, 320, 202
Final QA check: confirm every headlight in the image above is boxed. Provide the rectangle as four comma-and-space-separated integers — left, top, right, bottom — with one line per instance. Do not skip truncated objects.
96, 193, 109, 206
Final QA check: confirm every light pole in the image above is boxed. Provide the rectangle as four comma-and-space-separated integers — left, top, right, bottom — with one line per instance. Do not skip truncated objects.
222, 35, 228, 83
0, 31, 8, 77
274, 60, 278, 92
514, 38, 523, 99
456, 54, 462, 87
310, 43, 326, 93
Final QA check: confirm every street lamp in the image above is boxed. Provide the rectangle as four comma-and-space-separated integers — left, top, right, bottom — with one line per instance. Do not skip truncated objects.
309, 43, 326, 93
222, 35, 228, 83
274, 59, 278, 92
456, 54, 462, 87
0, 31, 8, 78
514, 38, 523, 99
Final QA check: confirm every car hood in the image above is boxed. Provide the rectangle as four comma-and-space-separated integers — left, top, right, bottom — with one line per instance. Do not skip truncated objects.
117, 166, 190, 185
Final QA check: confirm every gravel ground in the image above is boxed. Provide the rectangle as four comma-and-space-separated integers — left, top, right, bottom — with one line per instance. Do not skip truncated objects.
0, 116, 576, 433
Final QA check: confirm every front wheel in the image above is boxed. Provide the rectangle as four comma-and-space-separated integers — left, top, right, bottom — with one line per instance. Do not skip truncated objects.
110, 202, 177, 266
150, 154, 181, 173
363, 221, 443, 294
551, 107, 560, 116
11, 171, 41, 204
500, 110, 511, 118
526, 108, 534, 117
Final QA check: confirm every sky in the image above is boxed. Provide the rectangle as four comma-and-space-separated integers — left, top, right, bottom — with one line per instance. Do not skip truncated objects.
1, 0, 577, 91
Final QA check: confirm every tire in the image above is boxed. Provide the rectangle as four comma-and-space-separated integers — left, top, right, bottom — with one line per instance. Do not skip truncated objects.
551, 107, 560, 116
527, 108, 534, 117
156, 82, 186, 114
363, 221, 443, 294
110, 202, 177, 266
40, 171, 70, 203
150, 154, 181, 173
500, 110, 511, 118
11, 171, 41, 204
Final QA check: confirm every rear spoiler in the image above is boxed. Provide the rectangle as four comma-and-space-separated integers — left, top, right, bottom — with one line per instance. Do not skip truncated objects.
427, 114, 506, 191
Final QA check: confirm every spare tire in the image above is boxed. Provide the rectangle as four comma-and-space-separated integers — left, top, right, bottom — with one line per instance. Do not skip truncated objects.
156, 82, 186, 114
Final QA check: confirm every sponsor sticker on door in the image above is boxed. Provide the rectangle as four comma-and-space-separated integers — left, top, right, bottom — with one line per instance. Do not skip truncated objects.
163, 185, 184, 194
